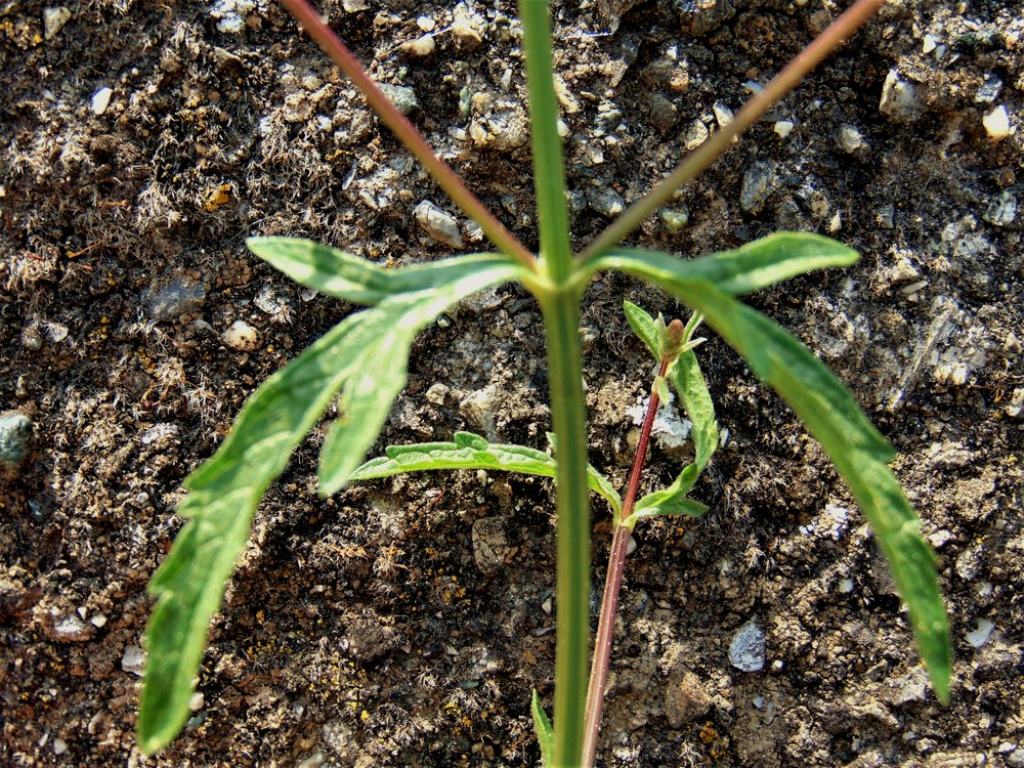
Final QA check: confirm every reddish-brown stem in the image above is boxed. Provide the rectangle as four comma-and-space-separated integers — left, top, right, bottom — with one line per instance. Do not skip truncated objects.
578, 0, 887, 263
582, 355, 671, 767
277, 0, 537, 271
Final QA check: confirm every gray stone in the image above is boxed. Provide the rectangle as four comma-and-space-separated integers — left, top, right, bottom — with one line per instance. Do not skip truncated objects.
121, 645, 146, 676
648, 93, 678, 134
380, 84, 418, 116
975, 73, 1003, 105
729, 619, 765, 672
879, 70, 924, 123
145, 279, 206, 322
740, 162, 776, 215
587, 188, 626, 218
983, 191, 1017, 227
0, 411, 32, 467
414, 200, 464, 249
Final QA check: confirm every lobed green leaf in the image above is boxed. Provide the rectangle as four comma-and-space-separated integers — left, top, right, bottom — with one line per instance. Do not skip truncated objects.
139, 252, 525, 754
589, 232, 857, 296
604, 246, 952, 703
350, 431, 623, 516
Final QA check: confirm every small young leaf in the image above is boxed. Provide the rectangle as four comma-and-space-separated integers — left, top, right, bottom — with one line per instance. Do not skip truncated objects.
623, 300, 660, 361
603, 249, 952, 703
531, 690, 554, 768
589, 232, 858, 296
351, 432, 623, 517
628, 324, 719, 526
140, 253, 525, 754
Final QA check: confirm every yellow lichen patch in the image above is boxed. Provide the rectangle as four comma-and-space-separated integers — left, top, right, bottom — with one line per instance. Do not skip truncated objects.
203, 184, 233, 212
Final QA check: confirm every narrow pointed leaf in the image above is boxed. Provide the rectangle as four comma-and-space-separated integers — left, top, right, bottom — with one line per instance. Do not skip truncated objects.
247, 236, 513, 306
623, 300, 661, 361
350, 431, 622, 516
603, 249, 952, 703
589, 232, 857, 296
139, 318, 361, 754
531, 690, 555, 768
316, 262, 526, 496
140, 254, 525, 754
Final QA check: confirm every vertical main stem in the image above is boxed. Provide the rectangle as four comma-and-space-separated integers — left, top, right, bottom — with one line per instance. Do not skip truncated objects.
540, 292, 591, 767
520, 0, 574, 281
581, 357, 670, 767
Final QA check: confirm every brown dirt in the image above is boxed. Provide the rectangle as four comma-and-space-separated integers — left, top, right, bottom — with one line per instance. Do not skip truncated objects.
2, 1, 1022, 766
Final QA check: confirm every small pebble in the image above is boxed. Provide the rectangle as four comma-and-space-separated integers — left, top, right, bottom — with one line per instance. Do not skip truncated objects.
984, 191, 1017, 227
43, 7, 72, 40
122, 645, 146, 676
879, 70, 924, 123
975, 73, 1003, 105
223, 320, 259, 351
773, 120, 794, 138
712, 101, 734, 129
53, 738, 68, 755
380, 84, 418, 115
683, 119, 709, 149
660, 208, 689, 233
837, 124, 868, 154
425, 382, 449, 406
90, 87, 113, 115
401, 34, 435, 58
729, 620, 766, 672
190, 692, 205, 712
587, 188, 626, 218
966, 618, 994, 648
414, 200, 464, 249
983, 105, 1011, 141
451, 4, 484, 50
0, 411, 33, 467
740, 161, 776, 215
342, 0, 368, 10
146, 278, 206, 322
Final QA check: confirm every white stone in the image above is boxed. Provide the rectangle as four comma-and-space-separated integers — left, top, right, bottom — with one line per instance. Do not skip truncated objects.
773, 120, 794, 138
729, 620, 765, 672
837, 124, 867, 154
983, 105, 1011, 141
43, 7, 72, 40
122, 645, 146, 676
879, 70, 924, 122
90, 87, 112, 115
414, 200, 464, 249
966, 618, 994, 648
223, 320, 259, 351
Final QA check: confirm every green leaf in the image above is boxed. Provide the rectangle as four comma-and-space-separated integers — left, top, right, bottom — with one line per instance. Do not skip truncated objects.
590, 232, 858, 296
623, 300, 661, 361
140, 254, 525, 754
629, 347, 718, 526
316, 264, 527, 495
247, 236, 513, 306
351, 431, 622, 517
139, 318, 359, 754
531, 690, 555, 768
604, 248, 952, 704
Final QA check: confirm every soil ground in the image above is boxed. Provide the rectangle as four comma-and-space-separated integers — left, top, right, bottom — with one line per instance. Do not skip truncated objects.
2, 0, 1022, 766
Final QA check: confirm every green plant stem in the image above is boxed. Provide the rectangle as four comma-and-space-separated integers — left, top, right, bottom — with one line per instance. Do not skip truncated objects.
519, 0, 573, 282
277, 0, 536, 271
578, 0, 887, 263
539, 290, 591, 767
581, 356, 670, 767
